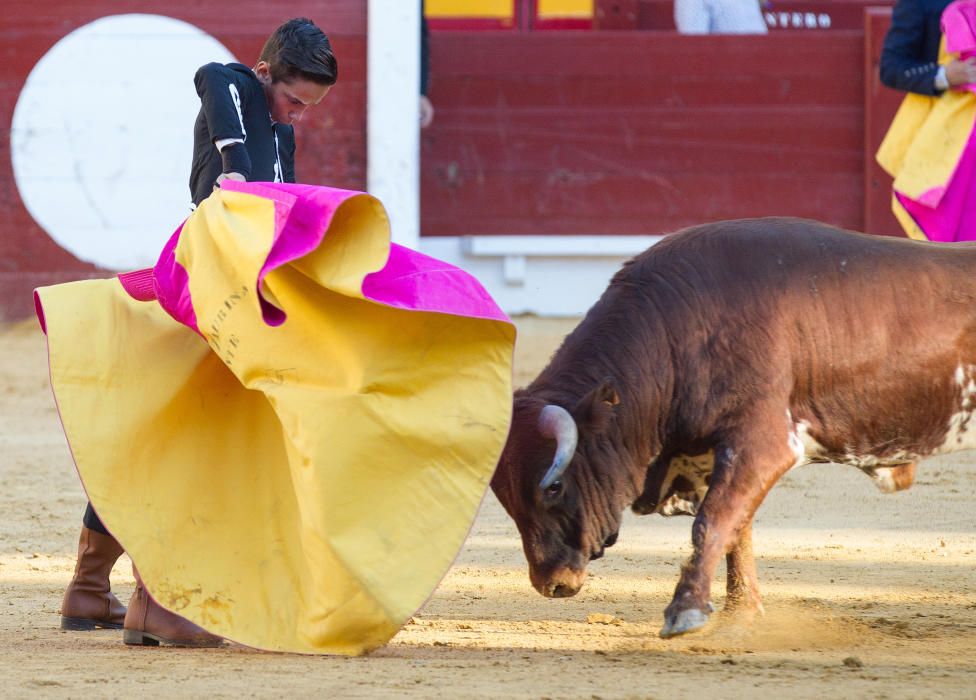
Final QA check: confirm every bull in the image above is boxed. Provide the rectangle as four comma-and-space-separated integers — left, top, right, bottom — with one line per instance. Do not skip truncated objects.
490, 217, 976, 638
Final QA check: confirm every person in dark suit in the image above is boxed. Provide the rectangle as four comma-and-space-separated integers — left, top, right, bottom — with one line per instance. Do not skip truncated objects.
420, 0, 434, 128
880, 0, 976, 95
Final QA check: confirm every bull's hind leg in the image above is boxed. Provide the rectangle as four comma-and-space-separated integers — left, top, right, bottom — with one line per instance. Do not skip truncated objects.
725, 521, 764, 617
660, 423, 794, 639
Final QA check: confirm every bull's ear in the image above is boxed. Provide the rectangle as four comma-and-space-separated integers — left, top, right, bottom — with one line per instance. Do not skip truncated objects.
573, 378, 619, 434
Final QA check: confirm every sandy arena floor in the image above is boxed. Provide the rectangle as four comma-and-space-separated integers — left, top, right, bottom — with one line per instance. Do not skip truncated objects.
2, 315, 976, 698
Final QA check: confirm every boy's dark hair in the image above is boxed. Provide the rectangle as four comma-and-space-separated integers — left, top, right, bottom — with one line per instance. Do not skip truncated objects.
259, 18, 338, 86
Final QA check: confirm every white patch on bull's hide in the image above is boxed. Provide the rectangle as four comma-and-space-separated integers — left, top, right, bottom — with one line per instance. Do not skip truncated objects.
933, 364, 976, 454
935, 410, 976, 453
655, 452, 713, 516
834, 365, 976, 477
787, 428, 804, 466
786, 412, 827, 468
865, 467, 901, 493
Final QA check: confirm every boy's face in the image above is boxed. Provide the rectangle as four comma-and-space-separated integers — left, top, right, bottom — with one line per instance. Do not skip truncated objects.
254, 61, 331, 125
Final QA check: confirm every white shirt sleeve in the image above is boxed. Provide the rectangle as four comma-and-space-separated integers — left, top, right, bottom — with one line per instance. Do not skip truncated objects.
675, 0, 711, 33
215, 137, 245, 152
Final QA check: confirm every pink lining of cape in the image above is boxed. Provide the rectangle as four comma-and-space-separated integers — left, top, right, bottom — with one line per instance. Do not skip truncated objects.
121, 181, 509, 331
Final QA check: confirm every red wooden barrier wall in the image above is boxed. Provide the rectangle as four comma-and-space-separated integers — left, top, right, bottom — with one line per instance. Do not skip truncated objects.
421, 31, 867, 236
0, 2, 365, 321
1, 4, 908, 319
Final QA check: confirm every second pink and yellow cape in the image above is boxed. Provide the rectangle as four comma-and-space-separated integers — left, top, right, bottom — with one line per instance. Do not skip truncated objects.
876, 0, 976, 241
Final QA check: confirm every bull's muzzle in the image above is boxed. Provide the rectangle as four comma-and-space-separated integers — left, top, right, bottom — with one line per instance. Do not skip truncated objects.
532, 567, 586, 598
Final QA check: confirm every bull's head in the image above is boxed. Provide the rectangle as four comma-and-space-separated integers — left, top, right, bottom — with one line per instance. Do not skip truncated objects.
491, 380, 627, 598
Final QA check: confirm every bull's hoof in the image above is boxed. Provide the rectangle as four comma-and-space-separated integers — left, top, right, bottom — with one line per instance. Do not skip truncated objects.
660, 607, 710, 639
631, 496, 655, 515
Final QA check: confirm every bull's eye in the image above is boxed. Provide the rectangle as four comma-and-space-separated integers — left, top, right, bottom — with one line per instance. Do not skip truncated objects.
543, 480, 563, 498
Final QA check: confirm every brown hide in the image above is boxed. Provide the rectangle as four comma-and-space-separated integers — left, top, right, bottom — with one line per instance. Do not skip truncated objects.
491, 217, 976, 634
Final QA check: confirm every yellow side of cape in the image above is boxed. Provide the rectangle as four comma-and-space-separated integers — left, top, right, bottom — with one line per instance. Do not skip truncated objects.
37, 189, 514, 654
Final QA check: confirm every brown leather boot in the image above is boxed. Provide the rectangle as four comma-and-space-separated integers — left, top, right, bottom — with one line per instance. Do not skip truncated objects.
60, 526, 127, 630
123, 566, 223, 647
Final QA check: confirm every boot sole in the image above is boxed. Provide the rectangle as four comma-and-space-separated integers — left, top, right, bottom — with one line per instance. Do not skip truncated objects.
123, 629, 223, 648
61, 616, 124, 631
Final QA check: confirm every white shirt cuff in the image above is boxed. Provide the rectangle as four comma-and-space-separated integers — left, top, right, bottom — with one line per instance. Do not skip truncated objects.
215, 138, 245, 152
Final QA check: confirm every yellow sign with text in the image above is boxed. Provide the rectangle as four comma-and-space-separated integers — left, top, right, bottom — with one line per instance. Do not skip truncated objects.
538, 0, 593, 18
426, 0, 513, 19
426, 0, 593, 19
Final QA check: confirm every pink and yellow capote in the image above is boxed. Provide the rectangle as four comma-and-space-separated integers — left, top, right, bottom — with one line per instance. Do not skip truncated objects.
877, 0, 976, 241
34, 181, 515, 654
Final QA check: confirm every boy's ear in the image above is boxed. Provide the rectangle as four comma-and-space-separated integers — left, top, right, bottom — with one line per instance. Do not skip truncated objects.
254, 61, 271, 84
572, 378, 619, 435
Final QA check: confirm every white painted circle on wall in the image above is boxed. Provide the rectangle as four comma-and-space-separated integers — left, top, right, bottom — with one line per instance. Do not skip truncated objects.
11, 14, 237, 270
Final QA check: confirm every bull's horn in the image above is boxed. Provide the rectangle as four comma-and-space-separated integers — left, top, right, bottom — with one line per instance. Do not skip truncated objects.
538, 404, 578, 489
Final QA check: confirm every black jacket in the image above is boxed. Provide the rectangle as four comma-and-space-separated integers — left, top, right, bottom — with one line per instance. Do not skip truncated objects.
880, 0, 953, 95
189, 62, 295, 206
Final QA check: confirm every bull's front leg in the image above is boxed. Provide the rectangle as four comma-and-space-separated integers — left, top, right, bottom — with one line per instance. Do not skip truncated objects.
725, 521, 764, 617
660, 436, 793, 639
